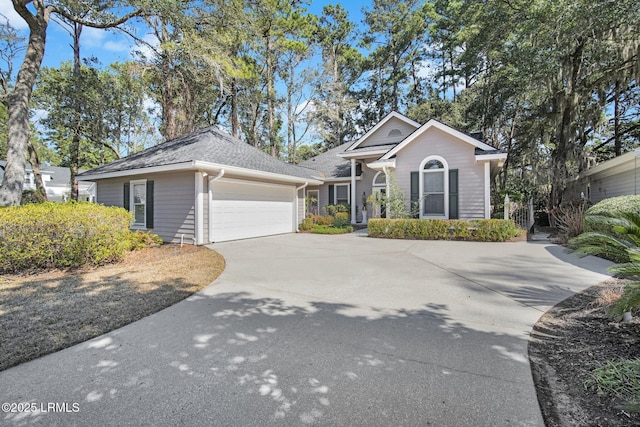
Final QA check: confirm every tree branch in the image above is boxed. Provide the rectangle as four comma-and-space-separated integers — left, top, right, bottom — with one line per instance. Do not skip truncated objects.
52, 7, 143, 30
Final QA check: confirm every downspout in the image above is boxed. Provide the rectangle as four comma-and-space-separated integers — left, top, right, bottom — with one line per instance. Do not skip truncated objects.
208, 169, 225, 243
295, 182, 309, 231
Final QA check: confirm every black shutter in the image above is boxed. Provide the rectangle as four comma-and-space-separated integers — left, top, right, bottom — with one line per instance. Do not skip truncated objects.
146, 180, 154, 229
123, 182, 130, 210
328, 184, 334, 205
449, 169, 459, 219
410, 171, 419, 218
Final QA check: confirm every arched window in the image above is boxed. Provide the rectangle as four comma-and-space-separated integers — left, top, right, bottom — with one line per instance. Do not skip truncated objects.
419, 156, 448, 218
373, 171, 386, 187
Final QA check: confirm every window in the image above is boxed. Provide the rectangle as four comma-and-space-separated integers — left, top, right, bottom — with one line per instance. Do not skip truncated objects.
130, 180, 147, 227
420, 157, 448, 218
334, 183, 350, 205
373, 172, 386, 187
307, 189, 319, 216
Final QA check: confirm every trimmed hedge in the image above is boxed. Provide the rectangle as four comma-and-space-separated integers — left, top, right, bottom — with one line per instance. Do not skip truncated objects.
368, 218, 522, 242
310, 225, 353, 234
0, 202, 138, 272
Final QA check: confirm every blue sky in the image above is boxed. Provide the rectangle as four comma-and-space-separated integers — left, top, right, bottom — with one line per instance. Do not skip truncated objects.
1, 2, 369, 71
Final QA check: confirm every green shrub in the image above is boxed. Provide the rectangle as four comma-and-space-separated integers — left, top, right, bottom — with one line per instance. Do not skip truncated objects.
315, 215, 335, 226
310, 225, 353, 234
0, 202, 136, 272
471, 219, 522, 242
333, 212, 351, 228
300, 217, 314, 231
324, 204, 349, 217
368, 218, 522, 242
128, 230, 163, 250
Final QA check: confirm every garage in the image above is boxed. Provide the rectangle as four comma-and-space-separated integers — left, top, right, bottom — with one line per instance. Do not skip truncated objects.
210, 179, 296, 242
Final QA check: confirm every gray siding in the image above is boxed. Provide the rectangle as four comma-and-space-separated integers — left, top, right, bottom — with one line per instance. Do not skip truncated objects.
394, 127, 486, 219
590, 168, 636, 203
95, 171, 196, 244
358, 117, 418, 148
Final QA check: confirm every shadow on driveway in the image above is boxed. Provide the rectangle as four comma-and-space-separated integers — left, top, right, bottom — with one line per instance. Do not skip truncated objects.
1, 290, 539, 426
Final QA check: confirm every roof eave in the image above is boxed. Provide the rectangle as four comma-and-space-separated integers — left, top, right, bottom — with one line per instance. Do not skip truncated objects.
77, 161, 197, 180
78, 160, 324, 185
381, 119, 498, 160
338, 149, 390, 159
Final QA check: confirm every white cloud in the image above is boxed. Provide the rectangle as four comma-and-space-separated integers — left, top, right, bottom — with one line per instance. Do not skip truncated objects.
131, 33, 159, 61
103, 40, 129, 53
0, 3, 27, 30
82, 27, 107, 48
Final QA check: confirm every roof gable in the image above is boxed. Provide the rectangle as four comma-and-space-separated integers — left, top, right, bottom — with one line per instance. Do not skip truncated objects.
346, 112, 420, 151
381, 119, 497, 159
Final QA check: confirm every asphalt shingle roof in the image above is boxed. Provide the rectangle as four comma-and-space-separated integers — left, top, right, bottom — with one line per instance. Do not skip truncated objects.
79, 127, 320, 180
299, 143, 353, 179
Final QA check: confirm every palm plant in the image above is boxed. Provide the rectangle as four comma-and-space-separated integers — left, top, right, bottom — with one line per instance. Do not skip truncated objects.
569, 212, 640, 264
570, 211, 640, 319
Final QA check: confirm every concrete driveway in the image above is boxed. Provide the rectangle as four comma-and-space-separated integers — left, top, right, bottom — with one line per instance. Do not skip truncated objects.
0, 233, 611, 426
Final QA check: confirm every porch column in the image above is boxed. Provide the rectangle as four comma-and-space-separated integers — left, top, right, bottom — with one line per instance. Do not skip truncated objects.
351, 158, 357, 224
484, 161, 491, 219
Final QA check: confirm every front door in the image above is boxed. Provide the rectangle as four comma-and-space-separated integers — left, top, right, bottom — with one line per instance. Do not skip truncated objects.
373, 188, 386, 218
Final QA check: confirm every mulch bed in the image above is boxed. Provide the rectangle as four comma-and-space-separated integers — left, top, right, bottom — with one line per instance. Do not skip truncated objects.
529, 279, 640, 426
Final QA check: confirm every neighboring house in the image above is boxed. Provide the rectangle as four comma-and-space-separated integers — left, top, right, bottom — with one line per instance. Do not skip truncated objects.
77, 112, 506, 244
0, 161, 96, 202
567, 149, 640, 203
300, 112, 506, 223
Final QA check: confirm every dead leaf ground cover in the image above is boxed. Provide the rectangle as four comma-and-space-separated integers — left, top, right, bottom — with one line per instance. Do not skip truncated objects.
530, 279, 640, 426
0, 245, 225, 371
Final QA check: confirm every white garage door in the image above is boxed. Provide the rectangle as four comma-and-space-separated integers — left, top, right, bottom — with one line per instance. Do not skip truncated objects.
210, 179, 295, 242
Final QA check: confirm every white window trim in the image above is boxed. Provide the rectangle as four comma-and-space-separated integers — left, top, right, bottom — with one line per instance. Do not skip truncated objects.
419, 156, 449, 219
372, 171, 386, 187
130, 179, 147, 229
334, 183, 350, 205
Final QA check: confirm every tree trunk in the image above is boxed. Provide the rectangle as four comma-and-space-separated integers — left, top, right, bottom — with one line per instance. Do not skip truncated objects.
27, 140, 47, 200
70, 22, 82, 201
265, 33, 278, 158
230, 80, 240, 139
0, 1, 50, 206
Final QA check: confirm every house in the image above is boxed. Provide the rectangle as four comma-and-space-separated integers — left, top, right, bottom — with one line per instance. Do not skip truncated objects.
77, 112, 506, 244
77, 127, 323, 244
300, 112, 506, 223
0, 161, 96, 202
567, 149, 640, 203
